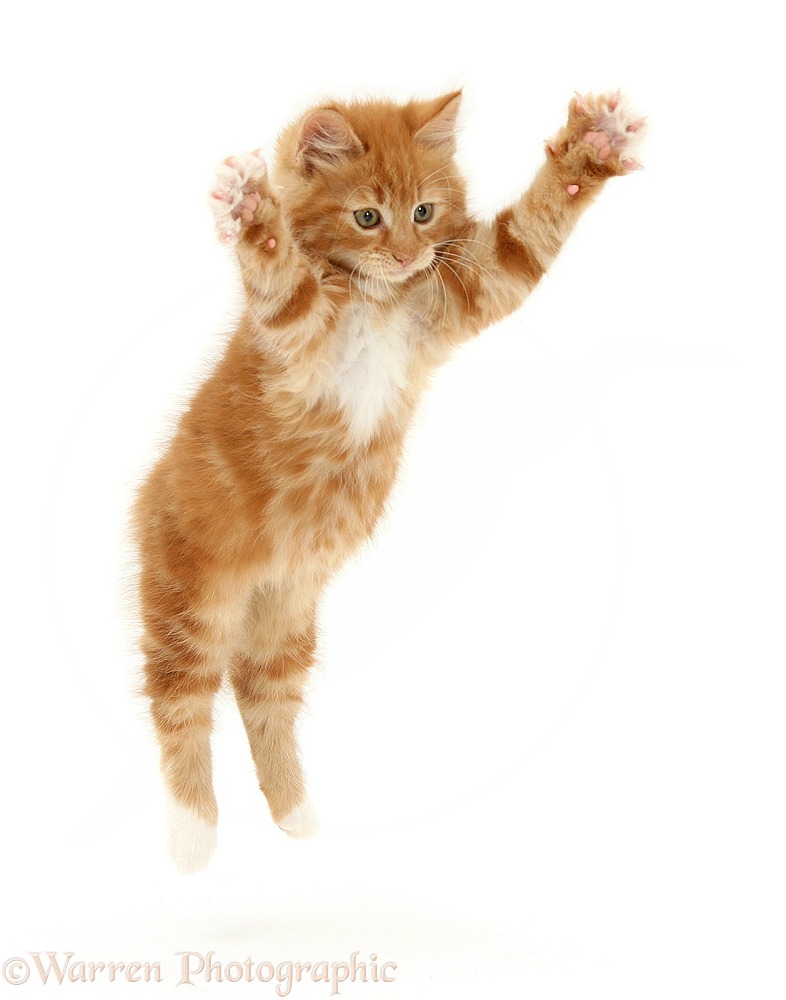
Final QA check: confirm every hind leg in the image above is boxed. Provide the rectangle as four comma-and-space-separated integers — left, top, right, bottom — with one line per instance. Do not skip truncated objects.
231, 582, 320, 837
142, 573, 248, 872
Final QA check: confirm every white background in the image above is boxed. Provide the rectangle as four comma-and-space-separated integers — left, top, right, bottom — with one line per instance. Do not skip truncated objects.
1, 0, 784, 997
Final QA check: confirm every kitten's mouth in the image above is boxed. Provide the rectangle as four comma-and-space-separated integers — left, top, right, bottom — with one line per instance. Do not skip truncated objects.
381, 253, 434, 283
345, 254, 434, 294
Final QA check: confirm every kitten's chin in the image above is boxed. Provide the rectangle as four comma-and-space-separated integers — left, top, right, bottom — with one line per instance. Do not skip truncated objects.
355, 260, 432, 293
387, 265, 429, 283
351, 270, 426, 302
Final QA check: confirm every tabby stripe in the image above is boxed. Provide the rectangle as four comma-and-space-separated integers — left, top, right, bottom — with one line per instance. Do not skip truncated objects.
265, 272, 320, 329
494, 209, 545, 287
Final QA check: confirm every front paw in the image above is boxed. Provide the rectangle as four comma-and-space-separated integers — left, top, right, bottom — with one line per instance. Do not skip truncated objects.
209, 150, 279, 246
548, 90, 647, 194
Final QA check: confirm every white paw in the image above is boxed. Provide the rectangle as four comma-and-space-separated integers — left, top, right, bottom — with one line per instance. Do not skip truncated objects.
166, 794, 217, 873
278, 797, 320, 839
579, 91, 647, 171
209, 150, 267, 244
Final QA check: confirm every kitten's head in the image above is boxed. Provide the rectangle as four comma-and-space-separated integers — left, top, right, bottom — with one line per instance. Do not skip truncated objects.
275, 93, 468, 291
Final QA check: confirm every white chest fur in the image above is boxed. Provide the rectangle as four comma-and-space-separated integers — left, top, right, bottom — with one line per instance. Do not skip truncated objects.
331, 303, 412, 443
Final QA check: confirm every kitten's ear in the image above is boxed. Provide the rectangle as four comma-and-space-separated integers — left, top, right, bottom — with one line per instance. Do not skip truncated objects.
414, 91, 463, 154
296, 109, 364, 172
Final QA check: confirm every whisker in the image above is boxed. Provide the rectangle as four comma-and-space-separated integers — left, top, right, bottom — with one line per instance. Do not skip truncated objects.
423, 269, 435, 320
435, 239, 491, 278
438, 257, 472, 309
435, 250, 487, 282
437, 237, 495, 274
347, 261, 365, 315
418, 167, 463, 189
434, 265, 449, 328
443, 236, 494, 257
424, 260, 449, 328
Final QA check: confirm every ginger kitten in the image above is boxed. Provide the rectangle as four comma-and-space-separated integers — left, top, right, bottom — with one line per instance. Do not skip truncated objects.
134, 89, 646, 872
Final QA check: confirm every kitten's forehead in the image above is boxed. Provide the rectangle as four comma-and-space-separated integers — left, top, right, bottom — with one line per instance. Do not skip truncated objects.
334, 102, 455, 186
351, 182, 387, 205
342, 163, 455, 208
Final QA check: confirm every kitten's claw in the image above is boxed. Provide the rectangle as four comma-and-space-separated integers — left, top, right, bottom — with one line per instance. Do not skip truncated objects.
210, 150, 269, 243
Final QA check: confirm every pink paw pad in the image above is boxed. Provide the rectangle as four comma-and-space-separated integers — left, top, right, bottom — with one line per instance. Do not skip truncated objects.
234, 190, 262, 224
570, 90, 648, 174
583, 129, 614, 160
210, 150, 268, 243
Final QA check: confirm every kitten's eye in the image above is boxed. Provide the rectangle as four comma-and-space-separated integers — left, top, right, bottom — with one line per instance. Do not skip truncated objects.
414, 203, 434, 224
354, 208, 381, 229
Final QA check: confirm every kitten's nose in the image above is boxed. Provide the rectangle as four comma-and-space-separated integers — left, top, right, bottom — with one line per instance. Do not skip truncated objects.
393, 253, 414, 269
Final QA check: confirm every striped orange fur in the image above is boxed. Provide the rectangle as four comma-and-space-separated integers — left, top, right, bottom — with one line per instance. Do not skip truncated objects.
134, 88, 645, 871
